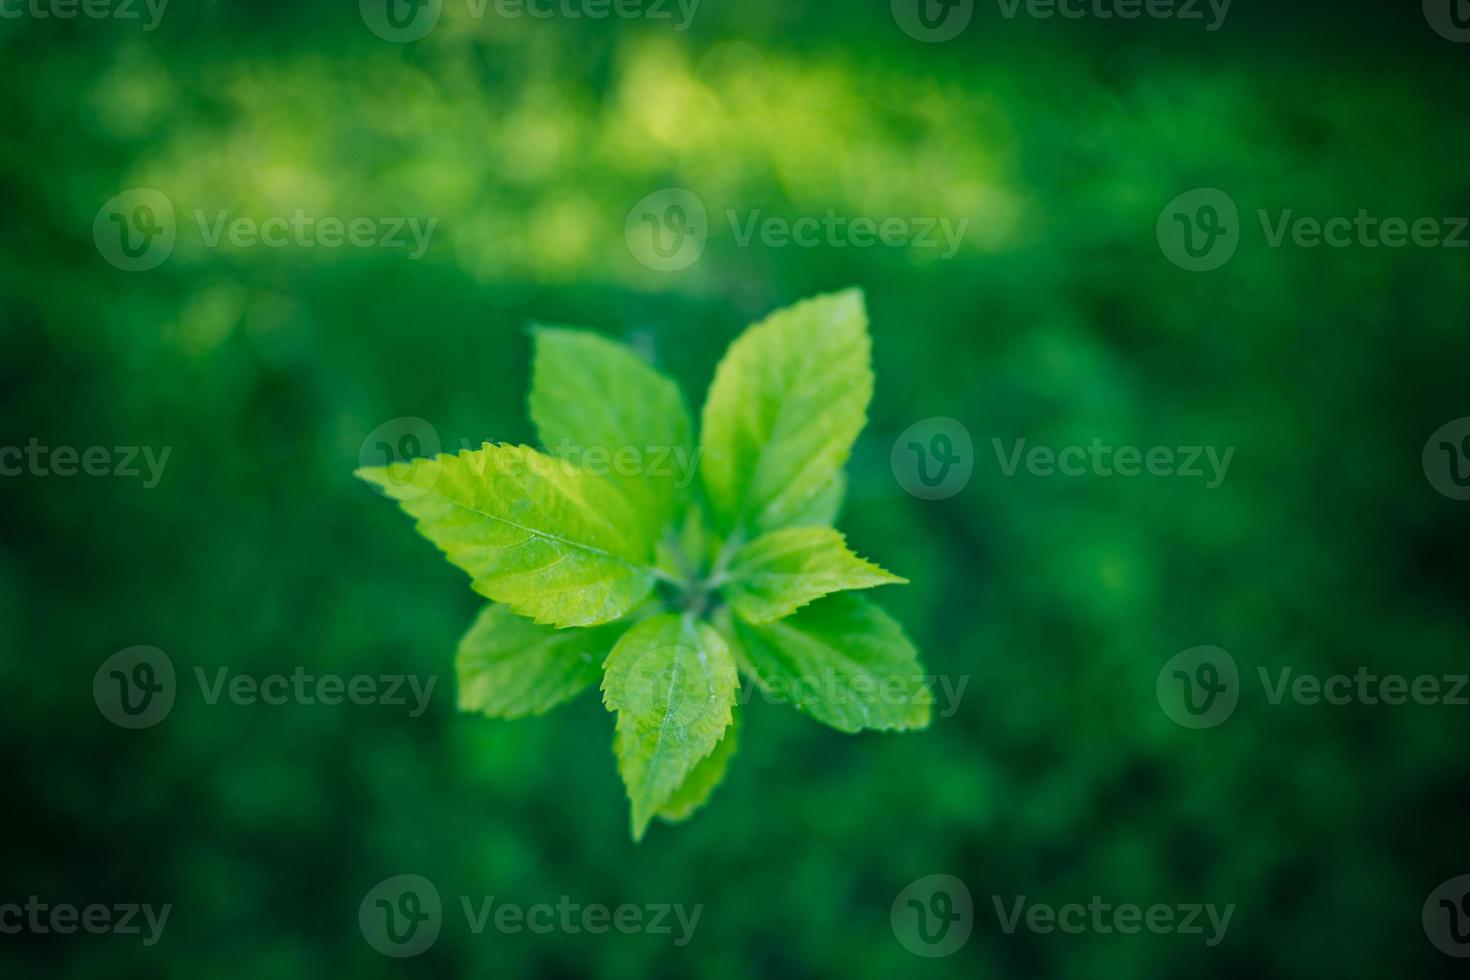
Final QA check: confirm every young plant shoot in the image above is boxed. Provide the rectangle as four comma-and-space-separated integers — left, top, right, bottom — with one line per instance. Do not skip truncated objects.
357, 289, 932, 839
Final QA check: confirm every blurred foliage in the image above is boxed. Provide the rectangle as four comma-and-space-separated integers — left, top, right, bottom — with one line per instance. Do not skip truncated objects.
2, 2, 1468, 978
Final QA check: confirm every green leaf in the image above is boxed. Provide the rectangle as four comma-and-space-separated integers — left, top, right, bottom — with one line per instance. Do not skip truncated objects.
601, 614, 738, 840
789, 472, 846, 527
725, 527, 906, 624
729, 593, 932, 733
655, 706, 740, 823
530, 327, 694, 544
357, 444, 658, 628
699, 288, 873, 535
456, 604, 624, 719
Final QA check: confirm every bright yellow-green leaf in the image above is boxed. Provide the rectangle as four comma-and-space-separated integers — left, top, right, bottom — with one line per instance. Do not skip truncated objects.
730, 594, 932, 733
357, 444, 658, 627
456, 604, 624, 718
789, 472, 846, 527
655, 706, 740, 823
699, 288, 872, 534
530, 327, 694, 544
725, 527, 906, 624
602, 614, 738, 840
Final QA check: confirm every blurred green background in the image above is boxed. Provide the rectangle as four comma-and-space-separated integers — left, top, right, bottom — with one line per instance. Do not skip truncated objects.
4, 1, 1469, 977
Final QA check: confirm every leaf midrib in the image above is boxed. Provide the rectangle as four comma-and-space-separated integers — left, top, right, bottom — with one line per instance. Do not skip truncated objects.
440, 495, 655, 578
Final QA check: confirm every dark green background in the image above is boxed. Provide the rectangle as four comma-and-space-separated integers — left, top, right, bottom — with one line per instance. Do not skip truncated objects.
3, 1, 1468, 977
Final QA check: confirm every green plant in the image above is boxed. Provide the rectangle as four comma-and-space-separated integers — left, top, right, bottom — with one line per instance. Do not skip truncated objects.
357, 288, 932, 839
